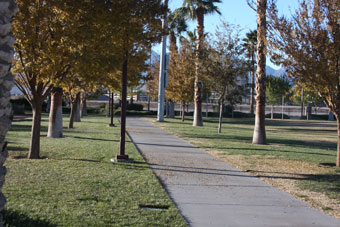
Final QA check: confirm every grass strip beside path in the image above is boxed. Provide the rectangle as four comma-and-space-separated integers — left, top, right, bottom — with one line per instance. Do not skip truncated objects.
150, 116, 340, 219
4, 114, 187, 227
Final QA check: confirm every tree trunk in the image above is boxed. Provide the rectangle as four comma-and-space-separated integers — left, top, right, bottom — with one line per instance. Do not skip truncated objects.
28, 99, 43, 159
80, 93, 87, 118
47, 87, 63, 138
181, 101, 185, 122
301, 88, 304, 119
252, 0, 267, 145
218, 101, 223, 133
0, 2, 17, 223
74, 93, 81, 122
69, 93, 80, 129
337, 116, 340, 167
147, 96, 150, 111
193, 10, 204, 127
271, 105, 274, 119
250, 53, 255, 114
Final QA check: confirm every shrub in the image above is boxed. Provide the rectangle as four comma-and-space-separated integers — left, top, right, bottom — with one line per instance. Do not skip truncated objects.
127, 103, 143, 111
265, 113, 290, 119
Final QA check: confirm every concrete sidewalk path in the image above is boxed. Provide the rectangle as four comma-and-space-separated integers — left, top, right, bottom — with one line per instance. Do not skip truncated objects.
126, 117, 340, 227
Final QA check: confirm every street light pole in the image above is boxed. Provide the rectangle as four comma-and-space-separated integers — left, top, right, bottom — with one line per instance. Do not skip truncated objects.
117, 51, 129, 161
157, 0, 168, 122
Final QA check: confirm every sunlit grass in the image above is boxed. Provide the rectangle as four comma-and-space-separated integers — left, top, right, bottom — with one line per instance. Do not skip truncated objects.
4, 114, 186, 227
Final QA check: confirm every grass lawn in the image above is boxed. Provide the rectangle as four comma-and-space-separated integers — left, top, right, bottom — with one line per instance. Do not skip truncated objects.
4, 114, 187, 227
150, 116, 340, 218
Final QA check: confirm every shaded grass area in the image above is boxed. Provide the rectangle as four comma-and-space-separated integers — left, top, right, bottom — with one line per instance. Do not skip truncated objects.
152, 116, 340, 205
4, 114, 186, 226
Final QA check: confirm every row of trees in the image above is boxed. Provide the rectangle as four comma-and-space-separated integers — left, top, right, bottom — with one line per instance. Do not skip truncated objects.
12, 0, 166, 159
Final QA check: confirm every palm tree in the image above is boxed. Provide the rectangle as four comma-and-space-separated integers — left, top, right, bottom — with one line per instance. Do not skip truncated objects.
179, 0, 222, 126
242, 30, 257, 115
0, 0, 17, 223
252, 0, 267, 144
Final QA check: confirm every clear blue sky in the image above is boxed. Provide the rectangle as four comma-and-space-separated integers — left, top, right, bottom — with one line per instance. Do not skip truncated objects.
153, 0, 299, 69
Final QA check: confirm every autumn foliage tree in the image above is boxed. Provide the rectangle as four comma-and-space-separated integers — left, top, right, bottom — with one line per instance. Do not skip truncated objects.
13, 0, 73, 158
167, 39, 195, 121
206, 22, 248, 133
269, 0, 340, 166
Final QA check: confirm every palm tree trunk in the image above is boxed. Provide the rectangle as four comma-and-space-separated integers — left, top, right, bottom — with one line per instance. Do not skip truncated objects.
252, 0, 267, 144
47, 87, 63, 138
250, 53, 255, 114
28, 98, 43, 159
0, 1, 17, 221
193, 9, 204, 127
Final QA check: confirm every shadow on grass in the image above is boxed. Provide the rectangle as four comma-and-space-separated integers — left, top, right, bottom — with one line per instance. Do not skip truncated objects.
67, 136, 123, 143
116, 161, 258, 179
10, 124, 48, 132
7, 146, 27, 152
3, 209, 57, 227
184, 133, 337, 151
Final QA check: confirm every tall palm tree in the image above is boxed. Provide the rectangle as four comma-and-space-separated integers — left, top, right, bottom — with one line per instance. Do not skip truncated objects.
0, 0, 17, 223
179, 0, 222, 126
242, 30, 257, 115
252, 0, 267, 144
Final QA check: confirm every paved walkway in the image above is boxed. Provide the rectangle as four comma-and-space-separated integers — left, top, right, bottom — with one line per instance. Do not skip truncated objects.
126, 117, 340, 227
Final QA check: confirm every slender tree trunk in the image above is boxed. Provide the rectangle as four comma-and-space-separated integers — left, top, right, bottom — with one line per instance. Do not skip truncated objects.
252, 0, 267, 144
0, 2, 17, 222
271, 105, 274, 119
47, 87, 63, 138
337, 116, 340, 167
147, 96, 150, 111
301, 88, 304, 119
74, 93, 81, 122
218, 100, 223, 133
193, 10, 204, 127
181, 101, 185, 122
28, 99, 43, 159
69, 93, 80, 129
80, 93, 87, 118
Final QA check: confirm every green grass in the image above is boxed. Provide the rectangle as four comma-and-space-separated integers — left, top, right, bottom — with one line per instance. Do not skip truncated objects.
4, 114, 187, 227
151, 116, 340, 204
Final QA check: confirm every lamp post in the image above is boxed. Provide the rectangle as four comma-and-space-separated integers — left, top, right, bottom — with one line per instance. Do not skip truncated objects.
109, 92, 115, 127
